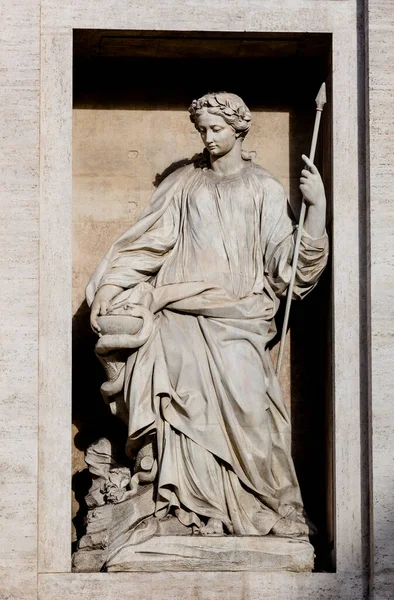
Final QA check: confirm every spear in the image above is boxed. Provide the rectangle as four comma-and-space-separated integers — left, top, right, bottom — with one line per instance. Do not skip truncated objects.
276, 82, 327, 377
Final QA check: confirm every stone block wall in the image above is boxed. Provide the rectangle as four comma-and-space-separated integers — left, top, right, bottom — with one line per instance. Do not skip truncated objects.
0, 1, 393, 598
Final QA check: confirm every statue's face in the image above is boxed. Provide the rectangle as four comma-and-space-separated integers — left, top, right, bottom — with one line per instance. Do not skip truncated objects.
195, 109, 237, 157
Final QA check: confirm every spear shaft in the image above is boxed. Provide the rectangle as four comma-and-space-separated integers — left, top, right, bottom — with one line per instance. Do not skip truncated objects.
275, 83, 327, 376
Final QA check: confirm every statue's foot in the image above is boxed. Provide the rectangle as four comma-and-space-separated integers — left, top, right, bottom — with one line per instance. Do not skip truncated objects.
271, 518, 309, 538
199, 518, 224, 536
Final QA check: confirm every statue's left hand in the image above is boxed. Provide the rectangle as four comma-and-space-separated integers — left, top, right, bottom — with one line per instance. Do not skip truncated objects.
299, 154, 326, 208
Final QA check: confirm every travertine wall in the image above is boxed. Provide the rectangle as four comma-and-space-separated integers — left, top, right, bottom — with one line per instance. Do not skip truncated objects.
368, 1, 394, 598
0, 1, 39, 599
1, 0, 393, 599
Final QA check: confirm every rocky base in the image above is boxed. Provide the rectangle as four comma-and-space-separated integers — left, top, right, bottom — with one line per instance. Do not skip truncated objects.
73, 484, 156, 572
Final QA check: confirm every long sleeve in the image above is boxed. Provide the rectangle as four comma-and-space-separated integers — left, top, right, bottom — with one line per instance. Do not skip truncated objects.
98, 198, 180, 290
261, 175, 329, 300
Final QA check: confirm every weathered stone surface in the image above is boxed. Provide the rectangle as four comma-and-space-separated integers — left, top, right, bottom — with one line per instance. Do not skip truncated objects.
106, 535, 315, 573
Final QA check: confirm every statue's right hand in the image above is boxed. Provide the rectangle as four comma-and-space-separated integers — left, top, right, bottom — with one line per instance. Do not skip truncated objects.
90, 297, 109, 335
90, 284, 123, 335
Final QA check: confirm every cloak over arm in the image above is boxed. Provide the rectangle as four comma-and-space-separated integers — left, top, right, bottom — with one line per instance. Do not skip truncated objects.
85, 165, 192, 306
97, 199, 180, 290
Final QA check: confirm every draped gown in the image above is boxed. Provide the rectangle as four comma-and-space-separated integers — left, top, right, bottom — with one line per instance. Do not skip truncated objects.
86, 160, 329, 535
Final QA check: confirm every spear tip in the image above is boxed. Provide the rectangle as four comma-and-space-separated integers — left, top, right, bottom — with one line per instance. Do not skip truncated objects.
315, 82, 327, 110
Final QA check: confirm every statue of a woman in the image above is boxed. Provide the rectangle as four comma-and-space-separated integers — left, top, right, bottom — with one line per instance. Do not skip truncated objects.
86, 92, 328, 539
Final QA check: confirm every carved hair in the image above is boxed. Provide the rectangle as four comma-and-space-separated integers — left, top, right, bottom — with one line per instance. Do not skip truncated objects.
188, 92, 252, 139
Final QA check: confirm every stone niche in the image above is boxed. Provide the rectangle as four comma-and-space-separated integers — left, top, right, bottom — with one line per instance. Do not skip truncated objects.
72, 30, 333, 572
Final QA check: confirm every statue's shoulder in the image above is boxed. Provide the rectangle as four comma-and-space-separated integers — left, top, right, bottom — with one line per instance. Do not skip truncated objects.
154, 162, 196, 190
250, 162, 284, 189
250, 163, 287, 215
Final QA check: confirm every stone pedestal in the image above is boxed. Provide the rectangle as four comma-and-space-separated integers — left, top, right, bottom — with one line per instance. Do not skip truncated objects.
105, 536, 314, 573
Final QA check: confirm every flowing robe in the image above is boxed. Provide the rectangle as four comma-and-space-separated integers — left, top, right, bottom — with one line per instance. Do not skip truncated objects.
86, 161, 329, 535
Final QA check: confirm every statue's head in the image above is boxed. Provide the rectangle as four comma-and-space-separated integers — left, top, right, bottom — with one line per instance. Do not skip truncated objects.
189, 92, 252, 159
189, 92, 252, 138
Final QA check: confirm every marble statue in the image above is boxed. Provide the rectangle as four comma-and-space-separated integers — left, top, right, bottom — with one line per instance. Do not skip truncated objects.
74, 92, 329, 572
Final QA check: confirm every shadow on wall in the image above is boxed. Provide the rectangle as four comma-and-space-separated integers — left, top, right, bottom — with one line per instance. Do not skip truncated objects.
72, 300, 129, 549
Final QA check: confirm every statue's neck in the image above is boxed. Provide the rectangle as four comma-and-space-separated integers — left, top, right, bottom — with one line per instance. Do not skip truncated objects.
209, 141, 244, 177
